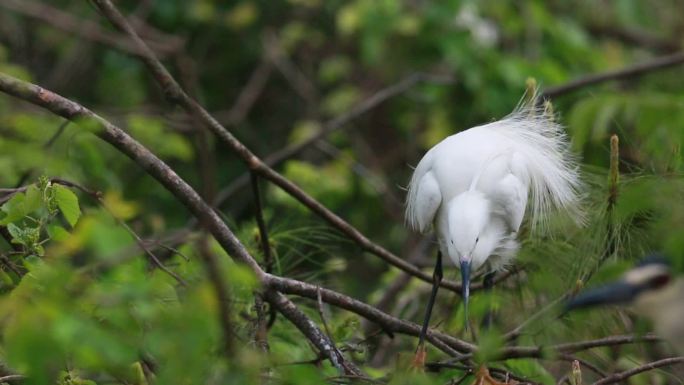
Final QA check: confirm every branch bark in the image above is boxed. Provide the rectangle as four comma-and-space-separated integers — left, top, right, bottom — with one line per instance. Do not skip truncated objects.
0, 71, 363, 376
591, 356, 684, 385
0, 0, 182, 58
211, 71, 454, 209
543, 51, 684, 98
266, 274, 476, 355
497, 334, 662, 360
89, 0, 464, 293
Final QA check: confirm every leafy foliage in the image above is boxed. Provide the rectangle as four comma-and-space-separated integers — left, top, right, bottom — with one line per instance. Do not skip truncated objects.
0, 0, 683, 384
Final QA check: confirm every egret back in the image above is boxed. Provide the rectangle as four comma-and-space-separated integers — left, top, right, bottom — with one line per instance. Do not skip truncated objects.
483, 106, 585, 230
405, 105, 584, 235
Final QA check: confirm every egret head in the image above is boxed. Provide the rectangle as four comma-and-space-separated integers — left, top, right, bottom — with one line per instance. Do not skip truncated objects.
566, 255, 672, 313
447, 191, 497, 326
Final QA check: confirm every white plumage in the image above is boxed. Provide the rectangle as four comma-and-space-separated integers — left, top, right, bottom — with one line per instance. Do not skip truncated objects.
406, 104, 584, 325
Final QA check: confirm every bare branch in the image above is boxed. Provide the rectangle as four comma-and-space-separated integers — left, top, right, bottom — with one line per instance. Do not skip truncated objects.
497, 334, 662, 360
586, 23, 680, 53
0, 374, 24, 383
0, 71, 363, 377
262, 72, 453, 171
543, 51, 684, 98
223, 58, 273, 127
0, 0, 182, 58
211, 70, 454, 213
264, 290, 364, 376
591, 356, 684, 385
88, 0, 464, 293
266, 274, 476, 355
250, 173, 273, 272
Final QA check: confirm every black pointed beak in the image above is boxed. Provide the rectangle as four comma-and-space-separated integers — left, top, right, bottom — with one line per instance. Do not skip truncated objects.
565, 280, 640, 311
460, 260, 471, 329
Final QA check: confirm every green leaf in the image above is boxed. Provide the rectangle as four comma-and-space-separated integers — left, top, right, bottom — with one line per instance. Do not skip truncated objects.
47, 224, 70, 242
0, 269, 14, 286
0, 185, 43, 226
23, 255, 42, 271
6, 223, 22, 243
0, 193, 26, 225
54, 185, 81, 227
23, 185, 42, 214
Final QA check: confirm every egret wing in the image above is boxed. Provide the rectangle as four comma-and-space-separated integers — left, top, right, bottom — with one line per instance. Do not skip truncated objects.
408, 171, 442, 233
491, 173, 527, 233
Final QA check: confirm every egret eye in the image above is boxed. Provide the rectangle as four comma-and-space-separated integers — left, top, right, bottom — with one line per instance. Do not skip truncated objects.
475, 237, 479, 243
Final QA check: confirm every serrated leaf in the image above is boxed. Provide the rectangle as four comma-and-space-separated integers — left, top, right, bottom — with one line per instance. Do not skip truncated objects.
54, 185, 80, 227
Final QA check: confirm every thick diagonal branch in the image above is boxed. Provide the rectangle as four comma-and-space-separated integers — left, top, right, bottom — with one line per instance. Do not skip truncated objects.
0, 72, 363, 376
267, 274, 476, 355
90, 0, 464, 294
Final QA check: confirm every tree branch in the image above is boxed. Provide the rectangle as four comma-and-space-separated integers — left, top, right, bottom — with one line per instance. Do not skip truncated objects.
89, 0, 464, 293
0, 0, 182, 58
586, 23, 680, 53
543, 51, 684, 98
0, 71, 362, 376
211, 71, 454, 209
497, 334, 662, 360
591, 356, 684, 385
266, 274, 476, 355
264, 290, 364, 376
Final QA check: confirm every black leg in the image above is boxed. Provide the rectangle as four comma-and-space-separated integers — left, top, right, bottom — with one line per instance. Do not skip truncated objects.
416, 251, 443, 350
481, 271, 496, 329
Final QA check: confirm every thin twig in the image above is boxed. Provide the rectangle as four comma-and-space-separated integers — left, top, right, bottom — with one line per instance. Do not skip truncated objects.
250, 170, 277, 329
40, 178, 188, 286
504, 293, 569, 341
103, 203, 188, 286
263, 31, 317, 106
586, 23, 680, 53
0, 0, 182, 57
0, 374, 25, 382
264, 290, 365, 376
591, 356, 684, 385
316, 288, 335, 343
543, 51, 684, 98
267, 274, 476, 355
211, 71, 453, 211
223, 58, 273, 126
0, 253, 22, 277
497, 334, 662, 359
250, 172, 273, 272
557, 354, 606, 378
608, 134, 619, 209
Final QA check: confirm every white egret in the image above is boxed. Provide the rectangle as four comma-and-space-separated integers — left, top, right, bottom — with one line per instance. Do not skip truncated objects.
405, 102, 584, 350
566, 255, 684, 353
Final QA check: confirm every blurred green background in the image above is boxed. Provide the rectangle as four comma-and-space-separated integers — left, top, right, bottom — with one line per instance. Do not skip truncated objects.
0, 0, 683, 384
